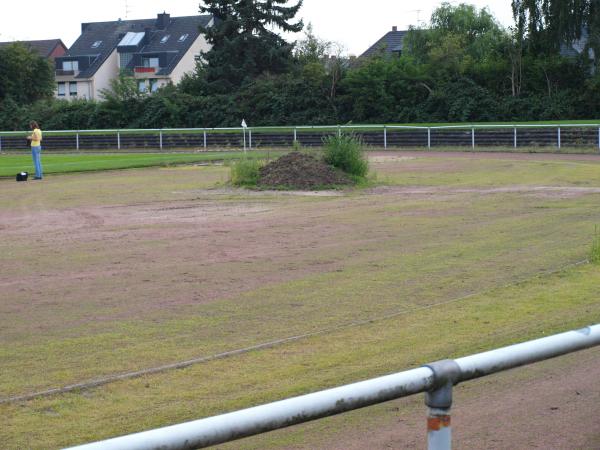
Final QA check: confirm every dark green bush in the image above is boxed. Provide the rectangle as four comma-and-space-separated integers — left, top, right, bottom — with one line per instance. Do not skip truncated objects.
322, 133, 368, 177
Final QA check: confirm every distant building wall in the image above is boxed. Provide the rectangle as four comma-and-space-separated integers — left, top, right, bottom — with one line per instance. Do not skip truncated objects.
169, 33, 211, 84
91, 50, 119, 100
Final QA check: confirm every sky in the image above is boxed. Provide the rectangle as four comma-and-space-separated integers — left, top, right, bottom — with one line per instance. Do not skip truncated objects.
0, 1, 515, 56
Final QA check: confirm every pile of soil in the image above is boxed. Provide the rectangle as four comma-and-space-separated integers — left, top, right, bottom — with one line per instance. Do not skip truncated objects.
258, 152, 352, 189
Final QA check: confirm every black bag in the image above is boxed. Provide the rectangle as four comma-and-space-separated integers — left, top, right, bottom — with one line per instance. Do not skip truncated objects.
16, 172, 28, 182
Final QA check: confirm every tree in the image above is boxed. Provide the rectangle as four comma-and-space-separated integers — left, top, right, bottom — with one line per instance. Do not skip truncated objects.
403, 3, 509, 98
198, 0, 303, 91
0, 43, 55, 105
98, 71, 145, 127
405, 3, 507, 67
511, 0, 597, 54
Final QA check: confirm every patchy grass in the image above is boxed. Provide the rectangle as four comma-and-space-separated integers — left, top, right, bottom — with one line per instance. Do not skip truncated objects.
2, 264, 598, 449
371, 154, 600, 187
1, 151, 600, 448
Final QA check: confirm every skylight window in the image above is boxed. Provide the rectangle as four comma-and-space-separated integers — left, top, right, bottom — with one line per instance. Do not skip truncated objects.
118, 32, 145, 48
91, 40, 102, 48
160, 35, 170, 44
178, 34, 189, 42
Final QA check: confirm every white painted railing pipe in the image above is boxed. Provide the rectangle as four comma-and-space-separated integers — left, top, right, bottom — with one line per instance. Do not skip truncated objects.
67, 367, 435, 450
455, 324, 600, 381
66, 324, 600, 450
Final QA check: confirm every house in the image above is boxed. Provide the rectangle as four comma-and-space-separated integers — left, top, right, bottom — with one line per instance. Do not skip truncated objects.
0, 39, 67, 60
54, 12, 213, 100
360, 26, 408, 59
560, 26, 595, 61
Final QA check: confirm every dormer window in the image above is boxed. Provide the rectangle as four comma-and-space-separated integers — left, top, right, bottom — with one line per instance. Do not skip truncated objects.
63, 60, 79, 71
91, 40, 102, 48
178, 34, 189, 42
142, 57, 160, 68
160, 35, 170, 44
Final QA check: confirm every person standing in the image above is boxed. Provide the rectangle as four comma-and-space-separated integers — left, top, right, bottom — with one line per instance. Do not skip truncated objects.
27, 121, 43, 180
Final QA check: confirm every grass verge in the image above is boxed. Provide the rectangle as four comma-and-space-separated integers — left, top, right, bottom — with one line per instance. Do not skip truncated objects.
0, 152, 281, 178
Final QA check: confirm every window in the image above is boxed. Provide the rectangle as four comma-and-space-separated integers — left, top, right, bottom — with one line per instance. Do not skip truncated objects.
178, 34, 189, 42
160, 35, 170, 44
57, 82, 66, 97
91, 40, 102, 48
69, 82, 78, 97
138, 80, 147, 93
63, 60, 79, 71
142, 57, 160, 68
150, 79, 159, 92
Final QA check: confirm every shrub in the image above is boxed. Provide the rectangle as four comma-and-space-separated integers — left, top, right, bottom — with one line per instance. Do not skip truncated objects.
322, 133, 369, 177
230, 158, 264, 186
591, 226, 600, 264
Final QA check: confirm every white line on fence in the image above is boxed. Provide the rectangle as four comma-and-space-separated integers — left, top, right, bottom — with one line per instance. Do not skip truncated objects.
2, 124, 600, 151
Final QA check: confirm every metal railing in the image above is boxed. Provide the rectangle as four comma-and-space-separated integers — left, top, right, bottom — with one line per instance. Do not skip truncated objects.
2, 124, 600, 153
66, 323, 600, 450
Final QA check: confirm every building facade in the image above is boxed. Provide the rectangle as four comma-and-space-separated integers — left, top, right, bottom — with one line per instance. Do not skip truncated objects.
55, 13, 213, 100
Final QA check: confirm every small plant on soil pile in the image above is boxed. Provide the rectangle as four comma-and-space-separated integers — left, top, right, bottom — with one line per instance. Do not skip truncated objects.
591, 226, 600, 264
323, 133, 369, 178
230, 158, 265, 187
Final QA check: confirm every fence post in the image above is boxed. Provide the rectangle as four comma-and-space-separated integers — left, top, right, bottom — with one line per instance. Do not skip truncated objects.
514, 127, 517, 149
557, 127, 561, 149
338, 125, 341, 138
117, 131, 121, 150
471, 127, 475, 150
428, 128, 431, 149
384, 126, 387, 149
424, 360, 460, 450
204, 130, 207, 150
293, 127, 297, 144
76, 131, 80, 151
159, 130, 163, 150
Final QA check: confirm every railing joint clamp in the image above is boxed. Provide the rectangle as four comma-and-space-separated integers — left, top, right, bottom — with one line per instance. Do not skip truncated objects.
423, 359, 461, 409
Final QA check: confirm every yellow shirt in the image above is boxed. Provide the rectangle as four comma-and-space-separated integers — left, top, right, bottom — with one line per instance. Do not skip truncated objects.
31, 128, 42, 147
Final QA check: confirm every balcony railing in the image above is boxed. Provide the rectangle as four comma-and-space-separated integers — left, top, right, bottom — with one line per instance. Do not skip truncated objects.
134, 66, 157, 73
55, 69, 77, 76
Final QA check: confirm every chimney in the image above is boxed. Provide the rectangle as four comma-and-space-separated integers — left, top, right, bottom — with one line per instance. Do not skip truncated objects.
392, 26, 398, 32
156, 12, 170, 30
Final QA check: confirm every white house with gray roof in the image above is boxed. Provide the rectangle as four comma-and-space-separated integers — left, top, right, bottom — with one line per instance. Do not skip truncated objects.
55, 13, 213, 100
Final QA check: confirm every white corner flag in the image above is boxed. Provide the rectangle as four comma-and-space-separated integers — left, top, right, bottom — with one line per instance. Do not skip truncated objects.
241, 119, 247, 128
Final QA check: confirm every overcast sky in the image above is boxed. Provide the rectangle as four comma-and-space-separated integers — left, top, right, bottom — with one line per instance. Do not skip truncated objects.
0, 1, 515, 55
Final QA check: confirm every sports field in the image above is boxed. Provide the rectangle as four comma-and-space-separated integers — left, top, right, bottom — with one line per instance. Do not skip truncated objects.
1, 150, 600, 449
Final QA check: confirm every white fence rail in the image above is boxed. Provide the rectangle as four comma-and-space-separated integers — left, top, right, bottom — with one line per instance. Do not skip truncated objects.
66, 324, 600, 450
2, 124, 600, 152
